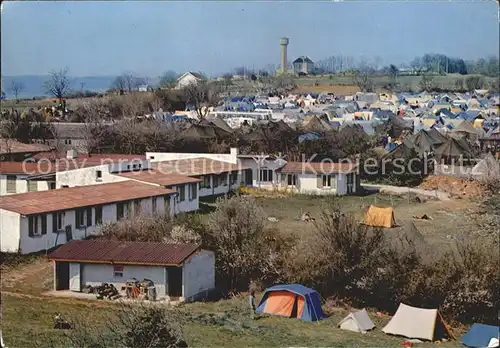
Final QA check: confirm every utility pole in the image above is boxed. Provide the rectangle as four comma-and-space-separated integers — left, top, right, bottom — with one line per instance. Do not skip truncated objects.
80, 82, 85, 93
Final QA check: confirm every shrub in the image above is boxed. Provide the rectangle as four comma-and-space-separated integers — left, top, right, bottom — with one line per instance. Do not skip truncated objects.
99, 214, 173, 242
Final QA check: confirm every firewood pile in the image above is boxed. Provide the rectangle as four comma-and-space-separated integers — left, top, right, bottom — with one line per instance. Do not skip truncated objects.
93, 283, 120, 300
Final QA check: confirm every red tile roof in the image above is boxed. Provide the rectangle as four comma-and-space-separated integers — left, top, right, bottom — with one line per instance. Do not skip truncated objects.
278, 161, 357, 174
154, 158, 248, 176
0, 181, 174, 215
0, 139, 53, 155
0, 160, 98, 175
32, 152, 146, 162
117, 169, 201, 187
48, 240, 200, 266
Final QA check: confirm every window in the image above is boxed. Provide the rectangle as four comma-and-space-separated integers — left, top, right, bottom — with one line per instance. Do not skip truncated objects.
259, 169, 273, 182
164, 196, 170, 212
150, 156, 155, 160
28, 181, 38, 192
96, 170, 102, 180
322, 175, 331, 187
49, 182, 56, 190
29, 215, 39, 236
230, 172, 238, 185
113, 265, 124, 278
28, 215, 46, 237
86, 207, 92, 227
178, 185, 185, 202
134, 199, 141, 215
52, 212, 65, 232
95, 206, 103, 225
6, 175, 16, 193
75, 209, 85, 228
41, 214, 47, 234
287, 174, 297, 186
62, 185, 69, 188
117, 202, 125, 220
152, 197, 157, 213
189, 183, 197, 200
219, 173, 228, 186
200, 176, 211, 189
213, 175, 219, 188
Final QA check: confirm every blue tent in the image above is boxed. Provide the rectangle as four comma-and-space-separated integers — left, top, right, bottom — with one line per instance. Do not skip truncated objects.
256, 284, 325, 322
461, 324, 499, 347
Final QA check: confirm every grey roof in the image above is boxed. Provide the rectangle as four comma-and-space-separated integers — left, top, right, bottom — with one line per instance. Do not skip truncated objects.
293, 56, 314, 64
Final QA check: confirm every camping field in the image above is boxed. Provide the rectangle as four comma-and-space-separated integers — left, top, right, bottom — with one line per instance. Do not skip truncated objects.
1, 191, 488, 347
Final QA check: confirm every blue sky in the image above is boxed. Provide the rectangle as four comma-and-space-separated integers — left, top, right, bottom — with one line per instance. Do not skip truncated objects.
1, 1, 499, 77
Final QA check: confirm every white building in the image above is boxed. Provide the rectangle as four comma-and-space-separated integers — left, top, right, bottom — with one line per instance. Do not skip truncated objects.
237, 159, 359, 195
176, 72, 205, 89
0, 162, 55, 195
0, 181, 176, 254
48, 239, 215, 302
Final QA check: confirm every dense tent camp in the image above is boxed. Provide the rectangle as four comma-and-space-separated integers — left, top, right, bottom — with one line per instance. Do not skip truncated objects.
460, 324, 499, 348
388, 116, 414, 138
452, 121, 479, 137
382, 303, 453, 341
382, 140, 418, 160
427, 127, 448, 144
210, 117, 234, 134
410, 129, 445, 154
338, 309, 375, 334
434, 137, 473, 162
364, 205, 396, 228
256, 284, 326, 322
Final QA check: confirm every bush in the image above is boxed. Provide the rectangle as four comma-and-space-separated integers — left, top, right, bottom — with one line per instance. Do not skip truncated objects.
99, 214, 173, 242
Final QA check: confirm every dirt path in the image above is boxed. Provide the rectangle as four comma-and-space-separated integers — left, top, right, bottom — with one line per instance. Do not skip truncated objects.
362, 183, 451, 201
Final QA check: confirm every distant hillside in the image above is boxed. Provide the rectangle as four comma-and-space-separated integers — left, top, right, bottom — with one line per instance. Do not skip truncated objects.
1, 75, 158, 100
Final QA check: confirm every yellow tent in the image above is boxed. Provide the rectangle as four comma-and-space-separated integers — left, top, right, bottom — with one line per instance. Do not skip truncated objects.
364, 205, 396, 228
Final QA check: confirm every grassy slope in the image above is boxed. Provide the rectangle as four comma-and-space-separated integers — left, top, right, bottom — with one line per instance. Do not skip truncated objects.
2, 294, 462, 347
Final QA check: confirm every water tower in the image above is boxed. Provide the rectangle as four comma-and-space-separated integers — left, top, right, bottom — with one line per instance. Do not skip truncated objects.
280, 37, 289, 73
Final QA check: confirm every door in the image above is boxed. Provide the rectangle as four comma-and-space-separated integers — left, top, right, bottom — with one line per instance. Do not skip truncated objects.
166, 266, 183, 298
69, 263, 81, 291
65, 225, 73, 242
55, 262, 70, 290
245, 169, 253, 186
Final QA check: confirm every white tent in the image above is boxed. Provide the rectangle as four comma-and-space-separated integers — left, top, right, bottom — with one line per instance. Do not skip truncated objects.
382, 303, 452, 341
338, 309, 375, 333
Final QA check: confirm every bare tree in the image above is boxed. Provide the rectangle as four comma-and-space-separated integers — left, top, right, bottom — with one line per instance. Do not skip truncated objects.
78, 100, 110, 154
43, 69, 72, 114
159, 70, 179, 88
182, 81, 221, 118
10, 80, 24, 103
352, 67, 375, 92
112, 76, 127, 95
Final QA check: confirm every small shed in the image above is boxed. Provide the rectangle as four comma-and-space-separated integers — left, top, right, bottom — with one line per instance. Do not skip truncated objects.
47, 240, 215, 302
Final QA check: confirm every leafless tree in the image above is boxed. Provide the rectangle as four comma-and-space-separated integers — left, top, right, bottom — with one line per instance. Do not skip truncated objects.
78, 100, 110, 154
352, 67, 375, 92
10, 80, 24, 103
112, 76, 127, 95
182, 81, 221, 118
44, 68, 72, 106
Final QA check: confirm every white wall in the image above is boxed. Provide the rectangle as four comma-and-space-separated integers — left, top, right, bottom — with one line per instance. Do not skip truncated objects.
238, 158, 282, 189
176, 74, 200, 89
170, 184, 199, 214
9, 196, 170, 254
81, 263, 167, 297
0, 209, 21, 252
69, 263, 81, 291
146, 148, 238, 164
182, 250, 215, 301
56, 165, 128, 188
0, 174, 52, 196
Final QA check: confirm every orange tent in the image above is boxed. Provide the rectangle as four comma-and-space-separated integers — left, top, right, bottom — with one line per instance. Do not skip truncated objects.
364, 205, 396, 228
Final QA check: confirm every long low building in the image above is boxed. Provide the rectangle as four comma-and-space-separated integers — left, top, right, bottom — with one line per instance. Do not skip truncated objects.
47, 239, 215, 302
0, 181, 176, 254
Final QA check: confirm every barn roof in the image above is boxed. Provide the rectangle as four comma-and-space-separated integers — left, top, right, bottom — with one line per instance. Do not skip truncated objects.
48, 240, 201, 266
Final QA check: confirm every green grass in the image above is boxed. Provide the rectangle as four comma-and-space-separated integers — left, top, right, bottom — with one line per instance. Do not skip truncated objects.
2, 293, 463, 347
295, 73, 497, 91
